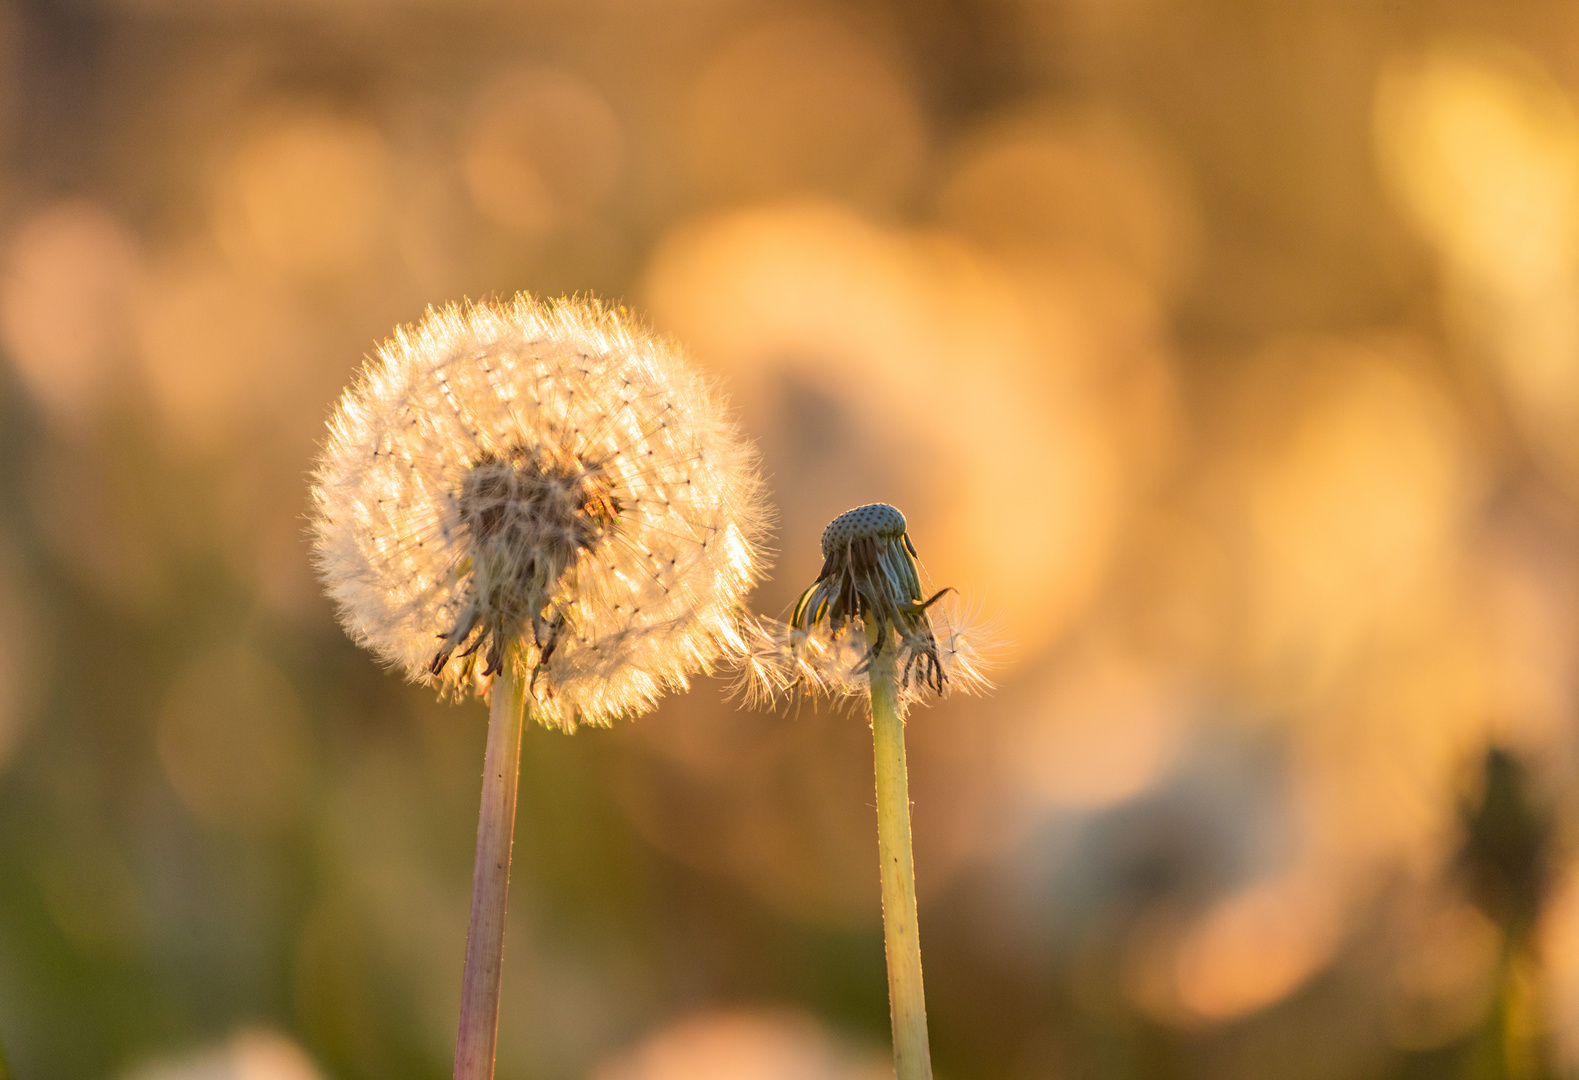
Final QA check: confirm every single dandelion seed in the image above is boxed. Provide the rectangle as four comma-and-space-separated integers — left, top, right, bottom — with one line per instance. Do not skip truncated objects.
758, 502, 992, 1080
310, 294, 768, 1080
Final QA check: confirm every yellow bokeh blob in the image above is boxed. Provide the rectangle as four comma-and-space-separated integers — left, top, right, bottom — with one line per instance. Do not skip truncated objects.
643, 201, 1141, 659
1377, 42, 1579, 482
1377, 44, 1579, 290
937, 105, 1200, 297
1001, 646, 1191, 811
1171, 870, 1346, 1022
1221, 337, 1474, 703
686, 17, 926, 209
462, 69, 623, 234
592, 1008, 886, 1080
0, 200, 142, 424
214, 109, 393, 281
134, 246, 311, 449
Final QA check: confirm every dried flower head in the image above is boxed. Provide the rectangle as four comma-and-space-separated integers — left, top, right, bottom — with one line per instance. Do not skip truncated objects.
746, 502, 992, 709
311, 294, 768, 729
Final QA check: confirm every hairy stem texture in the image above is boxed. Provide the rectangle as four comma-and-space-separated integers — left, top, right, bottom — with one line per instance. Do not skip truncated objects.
454, 658, 528, 1080
869, 639, 935, 1080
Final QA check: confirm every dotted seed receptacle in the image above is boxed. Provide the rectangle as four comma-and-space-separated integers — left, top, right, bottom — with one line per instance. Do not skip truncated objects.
821, 503, 907, 555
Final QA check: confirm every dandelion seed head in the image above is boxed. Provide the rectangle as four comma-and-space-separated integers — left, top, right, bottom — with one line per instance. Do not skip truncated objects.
311, 294, 768, 730
743, 502, 993, 711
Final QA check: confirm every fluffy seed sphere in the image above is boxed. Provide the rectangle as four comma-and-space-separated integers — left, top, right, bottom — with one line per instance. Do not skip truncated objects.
311, 295, 769, 730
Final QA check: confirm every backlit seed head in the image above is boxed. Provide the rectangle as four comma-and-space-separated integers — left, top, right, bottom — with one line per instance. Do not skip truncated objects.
310, 294, 769, 730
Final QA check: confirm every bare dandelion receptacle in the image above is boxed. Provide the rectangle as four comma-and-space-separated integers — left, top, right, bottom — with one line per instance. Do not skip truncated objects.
793, 502, 953, 693
754, 502, 991, 710
771, 502, 995, 1080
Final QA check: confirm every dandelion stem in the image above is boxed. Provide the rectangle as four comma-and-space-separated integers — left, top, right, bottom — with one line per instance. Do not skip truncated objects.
868, 627, 934, 1080
454, 652, 529, 1080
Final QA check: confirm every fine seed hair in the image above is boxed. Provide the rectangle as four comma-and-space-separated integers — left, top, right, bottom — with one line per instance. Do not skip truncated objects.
311, 294, 770, 730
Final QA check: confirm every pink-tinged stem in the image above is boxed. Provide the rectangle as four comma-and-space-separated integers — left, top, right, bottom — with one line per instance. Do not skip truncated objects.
454, 661, 528, 1080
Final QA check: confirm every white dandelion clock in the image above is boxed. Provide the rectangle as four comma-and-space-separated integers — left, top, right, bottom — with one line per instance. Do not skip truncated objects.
309, 294, 768, 1080
312, 295, 767, 728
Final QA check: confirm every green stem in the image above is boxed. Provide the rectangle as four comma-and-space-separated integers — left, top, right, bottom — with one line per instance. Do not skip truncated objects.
1499, 938, 1543, 1080
868, 631, 935, 1080
454, 656, 529, 1080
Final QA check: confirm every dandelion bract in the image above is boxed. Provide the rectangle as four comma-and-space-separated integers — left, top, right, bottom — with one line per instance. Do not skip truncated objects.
311, 294, 768, 729
747, 502, 992, 711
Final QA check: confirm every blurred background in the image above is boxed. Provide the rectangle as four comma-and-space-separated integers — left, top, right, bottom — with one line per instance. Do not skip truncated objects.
3, 0, 1579, 1077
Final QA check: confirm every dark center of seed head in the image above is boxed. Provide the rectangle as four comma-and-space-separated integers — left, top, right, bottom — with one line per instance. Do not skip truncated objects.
431, 448, 621, 679
460, 446, 619, 570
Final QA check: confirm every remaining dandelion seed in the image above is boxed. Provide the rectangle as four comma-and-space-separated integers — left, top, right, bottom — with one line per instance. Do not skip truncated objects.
770, 502, 993, 1080
309, 294, 768, 1080
746, 502, 991, 710
794, 502, 954, 694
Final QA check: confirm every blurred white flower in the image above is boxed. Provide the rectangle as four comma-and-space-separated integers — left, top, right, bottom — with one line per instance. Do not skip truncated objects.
117, 1029, 321, 1080
591, 1008, 888, 1080
312, 294, 769, 729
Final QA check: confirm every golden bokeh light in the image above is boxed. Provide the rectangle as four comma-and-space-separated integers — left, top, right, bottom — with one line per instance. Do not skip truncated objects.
1377, 42, 1579, 484
0, 200, 142, 425
1294, 634, 1494, 878
643, 201, 1138, 658
462, 68, 624, 235
1217, 336, 1474, 703
118, 1029, 324, 1080
685, 17, 926, 209
1377, 44, 1579, 292
1000, 645, 1190, 811
937, 105, 1200, 296
213, 109, 393, 282
1170, 868, 1346, 1022
134, 246, 311, 449
591, 1009, 886, 1080
1471, 530, 1579, 760
9, 6, 1579, 1077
